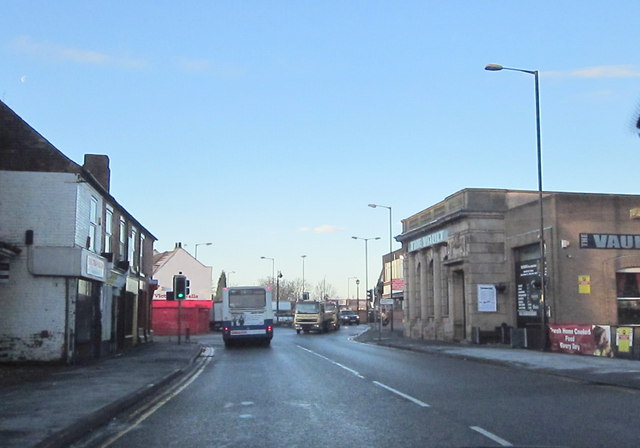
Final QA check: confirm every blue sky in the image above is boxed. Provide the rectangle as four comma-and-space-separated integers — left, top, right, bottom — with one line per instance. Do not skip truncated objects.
2, 1, 639, 298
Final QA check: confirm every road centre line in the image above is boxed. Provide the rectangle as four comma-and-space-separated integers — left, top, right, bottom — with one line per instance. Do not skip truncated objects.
296, 345, 364, 378
470, 426, 513, 447
297, 345, 431, 408
372, 381, 430, 408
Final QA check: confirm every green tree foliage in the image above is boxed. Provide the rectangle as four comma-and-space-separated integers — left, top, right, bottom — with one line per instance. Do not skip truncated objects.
214, 271, 227, 302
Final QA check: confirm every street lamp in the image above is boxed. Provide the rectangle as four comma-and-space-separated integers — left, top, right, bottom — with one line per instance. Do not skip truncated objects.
347, 276, 358, 300
301, 255, 307, 301
352, 236, 380, 337
356, 279, 360, 314
369, 203, 395, 331
485, 63, 547, 350
195, 242, 212, 260
260, 256, 275, 287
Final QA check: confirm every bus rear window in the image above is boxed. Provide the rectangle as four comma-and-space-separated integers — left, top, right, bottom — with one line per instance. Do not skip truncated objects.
229, 290, 266, 308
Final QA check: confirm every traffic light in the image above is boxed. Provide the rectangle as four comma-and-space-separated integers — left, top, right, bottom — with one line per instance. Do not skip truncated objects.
173, 274, 189, 300
367, 289, 373, 301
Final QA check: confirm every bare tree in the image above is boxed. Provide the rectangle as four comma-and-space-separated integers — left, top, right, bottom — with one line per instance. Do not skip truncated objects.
313, 278, 337, 301
258, 277, 301, 302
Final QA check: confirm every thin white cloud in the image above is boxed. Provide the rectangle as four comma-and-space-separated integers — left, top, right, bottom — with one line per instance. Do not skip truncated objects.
178, 57, 212, 73
298, 225, 343, 234
571, 65, 640, 78
546, 65, 640, 79
9, 35, 148, 69
177, 56, 245, 79
313, 225, 343, 234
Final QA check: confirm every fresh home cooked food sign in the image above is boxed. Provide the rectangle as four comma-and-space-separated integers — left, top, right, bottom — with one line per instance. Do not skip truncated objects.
580, 233, 640, 250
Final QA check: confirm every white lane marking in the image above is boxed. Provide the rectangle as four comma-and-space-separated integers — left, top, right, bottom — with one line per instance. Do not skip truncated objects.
201, 346, 215, 357
372, 381, 430, 408
296, 345, 364, 378
470, 426, 513, 447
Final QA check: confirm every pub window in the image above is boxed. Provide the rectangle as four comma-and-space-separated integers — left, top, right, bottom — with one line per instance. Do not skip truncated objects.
616, 268, 640, 325
427, 259, 435, 316
441, 270, 450, 316
616, 271, 640, 298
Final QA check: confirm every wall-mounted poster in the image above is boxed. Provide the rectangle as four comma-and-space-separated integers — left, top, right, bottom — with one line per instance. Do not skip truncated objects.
478, 284, 497, 312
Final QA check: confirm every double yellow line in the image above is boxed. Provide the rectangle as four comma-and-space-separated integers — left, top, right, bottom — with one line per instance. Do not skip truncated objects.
98, 349, 213, 447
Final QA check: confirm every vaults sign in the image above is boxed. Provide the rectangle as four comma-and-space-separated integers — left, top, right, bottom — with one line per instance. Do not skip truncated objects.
580, 233, 640, 250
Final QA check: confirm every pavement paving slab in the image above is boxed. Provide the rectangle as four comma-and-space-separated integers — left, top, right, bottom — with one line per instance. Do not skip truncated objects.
356, 326, 640, 390
0, 336, 202, 448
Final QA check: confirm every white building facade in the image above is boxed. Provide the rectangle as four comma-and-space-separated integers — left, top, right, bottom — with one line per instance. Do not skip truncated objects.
153, 244, 213, 301
0, 101, 156, 363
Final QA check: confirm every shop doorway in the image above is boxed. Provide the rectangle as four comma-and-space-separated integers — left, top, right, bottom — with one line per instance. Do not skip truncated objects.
452, 270, 466, 340
75, 279, 102, 361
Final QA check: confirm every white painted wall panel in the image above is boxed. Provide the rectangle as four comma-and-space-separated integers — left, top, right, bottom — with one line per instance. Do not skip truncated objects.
0, 171, 78, 246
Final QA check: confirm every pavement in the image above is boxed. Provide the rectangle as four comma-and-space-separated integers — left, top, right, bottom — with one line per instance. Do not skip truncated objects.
2, 327, 640, 448
355, 325, 640, 389
0, 336, 204, 448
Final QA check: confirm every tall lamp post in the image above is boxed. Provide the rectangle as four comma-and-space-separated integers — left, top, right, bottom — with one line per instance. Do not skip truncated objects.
260, 256, 275, 287
227, 270, 236, 287
195, 242, 212, 260
301, 255, 307, 301
347, 276, 358, 302
352, 236, 380, 337
369, 203, 394, 331
356, 279, 360, 315
485, 63, 547, 350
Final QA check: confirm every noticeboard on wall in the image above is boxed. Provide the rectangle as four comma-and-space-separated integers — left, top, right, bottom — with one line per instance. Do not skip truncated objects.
477, 284, 497, 312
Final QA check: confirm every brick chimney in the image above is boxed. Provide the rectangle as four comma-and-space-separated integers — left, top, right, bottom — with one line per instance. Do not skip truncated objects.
83, 154, 110, 192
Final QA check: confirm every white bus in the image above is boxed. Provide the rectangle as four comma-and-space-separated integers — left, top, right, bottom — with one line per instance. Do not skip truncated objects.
222, 286, 274, 346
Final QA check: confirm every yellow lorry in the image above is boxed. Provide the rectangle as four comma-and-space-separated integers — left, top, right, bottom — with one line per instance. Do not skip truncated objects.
294, 301, 340, 334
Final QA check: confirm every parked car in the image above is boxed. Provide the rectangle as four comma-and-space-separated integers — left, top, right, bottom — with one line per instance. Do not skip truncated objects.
339, 309, 360, 325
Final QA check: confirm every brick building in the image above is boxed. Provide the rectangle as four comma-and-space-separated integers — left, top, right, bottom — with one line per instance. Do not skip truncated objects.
0, 100, 156, 363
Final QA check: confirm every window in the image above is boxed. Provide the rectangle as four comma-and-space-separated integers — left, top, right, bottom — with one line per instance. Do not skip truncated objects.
616, 269, 640, 324
139, 233, 145, 274
129, 227, 138, 272
104, 207, 113, 253
441, 271, 449, 317
229, 289, 266, 309
89, 196, 98, 252
119, 219, 127, 261
616, 271, 640, 298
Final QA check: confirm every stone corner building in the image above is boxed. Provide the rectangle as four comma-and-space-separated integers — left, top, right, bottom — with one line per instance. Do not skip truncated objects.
397, 188, 640, 347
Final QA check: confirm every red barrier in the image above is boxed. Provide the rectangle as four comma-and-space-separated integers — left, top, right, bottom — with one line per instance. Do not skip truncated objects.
152, 300, 212, 336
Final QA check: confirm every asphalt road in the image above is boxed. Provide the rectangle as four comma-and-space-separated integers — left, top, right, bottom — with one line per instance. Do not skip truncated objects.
80, 326, 640, 447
